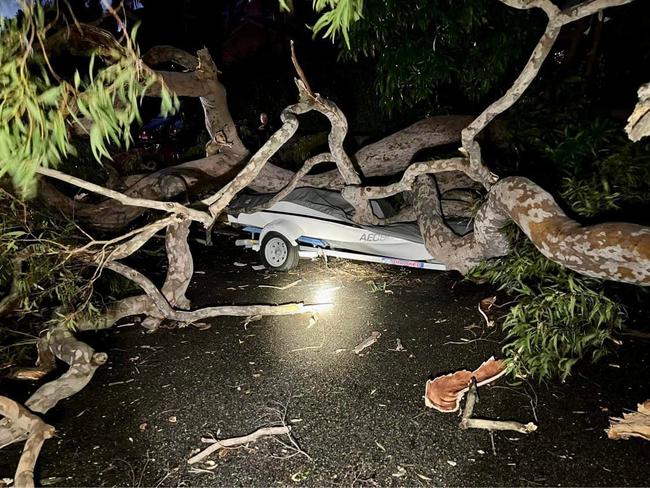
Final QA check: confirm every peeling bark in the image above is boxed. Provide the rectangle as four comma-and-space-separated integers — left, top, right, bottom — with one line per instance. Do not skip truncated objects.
413, 174, 650, 285
607, 400, 650, 441
626, 82, 650, 142
160, 218, 193, 309
0, 327, 107, 449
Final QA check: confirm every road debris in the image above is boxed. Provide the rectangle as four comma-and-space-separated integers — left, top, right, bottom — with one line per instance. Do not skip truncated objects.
191, 322, 211, 330
251, 264, 265, 271
607, 400, 650, 441
188, 426, 291, 464
459, 379, 537, 434
424, 356, 506, 412
258, 279, 302, 290
388, 338, 406, 352
107, 379, 135, 387
353, 331, 381, 354
233, 262, 247, 267
478, 296, 497, 327
241, 315, 263, 329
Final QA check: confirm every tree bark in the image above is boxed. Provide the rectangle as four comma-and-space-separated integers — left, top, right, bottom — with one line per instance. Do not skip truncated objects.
414, 175, 650, 285
160, 218, 193, 309
44, 112, 473, 231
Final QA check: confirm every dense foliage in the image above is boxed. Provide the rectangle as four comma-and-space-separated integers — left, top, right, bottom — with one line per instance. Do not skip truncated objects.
468, 229, 624, 382
0, 0, 176, 196
468, 92, 650, 381
341, 0, 541, 113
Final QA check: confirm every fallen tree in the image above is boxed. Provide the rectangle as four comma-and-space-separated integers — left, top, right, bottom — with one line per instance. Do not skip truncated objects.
1, 0, 649, 482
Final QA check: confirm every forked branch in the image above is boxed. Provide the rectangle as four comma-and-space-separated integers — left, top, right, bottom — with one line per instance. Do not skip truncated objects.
461, 0, 636, 184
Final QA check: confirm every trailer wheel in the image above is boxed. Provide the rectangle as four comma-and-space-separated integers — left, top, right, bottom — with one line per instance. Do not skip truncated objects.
259, 232, 299, 271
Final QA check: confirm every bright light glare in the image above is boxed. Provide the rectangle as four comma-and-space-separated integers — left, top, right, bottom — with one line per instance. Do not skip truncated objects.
313, 285, 340, 312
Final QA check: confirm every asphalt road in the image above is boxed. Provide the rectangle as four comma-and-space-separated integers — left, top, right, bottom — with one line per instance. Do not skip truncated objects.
1, 235, 648, 486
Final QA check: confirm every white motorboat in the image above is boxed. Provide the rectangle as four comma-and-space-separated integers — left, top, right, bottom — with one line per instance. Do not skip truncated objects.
227, 188, 470, 271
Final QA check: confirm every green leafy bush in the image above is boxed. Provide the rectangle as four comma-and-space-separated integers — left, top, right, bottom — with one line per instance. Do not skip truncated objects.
0, 1, 177, 196
341, 0, 541, 113
468, 229, 624, 381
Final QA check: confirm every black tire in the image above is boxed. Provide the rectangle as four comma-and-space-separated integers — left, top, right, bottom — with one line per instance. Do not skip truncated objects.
259, 231, 300, 271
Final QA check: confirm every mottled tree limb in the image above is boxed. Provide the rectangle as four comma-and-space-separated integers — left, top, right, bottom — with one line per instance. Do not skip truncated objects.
160, 218, 193, 310
626, 82, 650, 142
202, 79, 362, 216
202, 91, 308, 215
0, 328, 106, 449
145, 46, 247, 156
25, 328, 108, 414
37, 167, 212, 226
461, 0, 636, 184
0, 396, 55, 488
413, 174, 650, 285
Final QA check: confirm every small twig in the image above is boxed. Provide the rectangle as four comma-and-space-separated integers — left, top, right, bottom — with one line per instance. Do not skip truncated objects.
353, 331, 381, 354
290, 40, 314, 97
459, 378, 538, 434
258, 279, 302, 290
188, 426, 291, 464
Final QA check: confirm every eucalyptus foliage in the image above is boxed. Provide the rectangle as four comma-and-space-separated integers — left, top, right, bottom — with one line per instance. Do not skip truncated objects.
279, 0, 364, 48
341, 0, 541, 113
0, 0, 177, 197
468, 229, 624, 382
0, 189, 99, 329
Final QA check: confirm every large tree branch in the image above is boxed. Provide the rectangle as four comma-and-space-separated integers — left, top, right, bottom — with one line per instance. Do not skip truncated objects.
0, 327, 107, 449
201, 78, 364, 217
160, 217, 193, 310
461, 0, 636, 183
144, 47, 247, 156
37, 167, 212, 226
104, 261, 329, 323
0, 396, 55, 488
412, 173, 650, 284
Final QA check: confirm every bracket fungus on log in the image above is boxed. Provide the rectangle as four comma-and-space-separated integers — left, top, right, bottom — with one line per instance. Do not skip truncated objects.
424, 357, 507, 413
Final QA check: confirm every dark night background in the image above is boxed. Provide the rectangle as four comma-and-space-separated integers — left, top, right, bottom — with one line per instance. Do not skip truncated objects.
1, 0, 650, 486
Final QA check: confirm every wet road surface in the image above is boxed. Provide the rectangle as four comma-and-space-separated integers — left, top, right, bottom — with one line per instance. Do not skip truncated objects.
1, 235, 648, 486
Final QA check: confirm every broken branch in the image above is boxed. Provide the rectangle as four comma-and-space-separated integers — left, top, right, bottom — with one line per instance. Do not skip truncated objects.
188, 426, 291, 464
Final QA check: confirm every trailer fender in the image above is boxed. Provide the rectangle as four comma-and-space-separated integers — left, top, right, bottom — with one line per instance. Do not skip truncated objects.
259, 219, 304, 248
